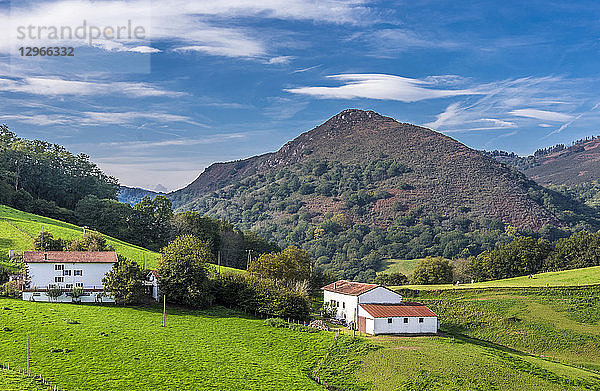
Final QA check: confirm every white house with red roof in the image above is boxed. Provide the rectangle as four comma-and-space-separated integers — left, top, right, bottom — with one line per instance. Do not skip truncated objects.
22, 251, 117, 303
322, 280, 438, 335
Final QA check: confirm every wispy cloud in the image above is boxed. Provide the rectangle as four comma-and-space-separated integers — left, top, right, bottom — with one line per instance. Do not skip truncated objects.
509, 108, 574, 122
97, 133, 248, 149
0, 76, 183, 97
286, 74, 480, 102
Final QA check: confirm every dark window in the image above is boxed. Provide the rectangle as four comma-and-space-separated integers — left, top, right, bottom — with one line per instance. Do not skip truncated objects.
63, 270, 71, 276
74, 270, 83, 276
54, 264, 64, 271
343, 302, 345, 308
387, 318, 393, 324
419, 318, 424, 323
403, 318, 408, 323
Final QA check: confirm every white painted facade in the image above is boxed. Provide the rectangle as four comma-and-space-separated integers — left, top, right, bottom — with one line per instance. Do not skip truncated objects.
145, 271, 161, 302
358, 306, 438, 335
23, 261, 115, 303
323, 286, 403, 322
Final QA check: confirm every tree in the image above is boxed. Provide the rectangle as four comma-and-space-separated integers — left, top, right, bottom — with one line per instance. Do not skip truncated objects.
411, 257, 454, 285
248, 246, 313, 286
68, 231, 111, 251
33, 232, 65, 251
103, 256, 147, 305
157, 235, 214, 308
545, 231, 600, 271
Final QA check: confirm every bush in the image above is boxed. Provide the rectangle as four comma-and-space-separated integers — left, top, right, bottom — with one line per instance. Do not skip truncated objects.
214, 274, 311, 320
102, 256, 147, 305
0, 281, 20, 298
373, 272, 408, 286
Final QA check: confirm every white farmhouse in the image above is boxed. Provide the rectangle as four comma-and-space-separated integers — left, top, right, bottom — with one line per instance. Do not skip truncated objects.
145, 270, 161, 302
322, 280, 438, 335
22, 251, 117, 303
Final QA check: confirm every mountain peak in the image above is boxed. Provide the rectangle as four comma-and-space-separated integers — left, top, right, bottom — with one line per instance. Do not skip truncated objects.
325, 109, 389, 128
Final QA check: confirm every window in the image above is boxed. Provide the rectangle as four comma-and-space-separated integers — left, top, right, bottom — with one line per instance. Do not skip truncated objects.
330, 299, 335, 306
342, 302, 345, 308
419, 318, 424, 323
33, 293, 41, 297
403, 318, 409, 324
48, 284, 56, 289
387, 318, 393, 324
75, 282, 83, 288
54, 264, 64, 271
54, 276, 64, 283
63, 270, 72, 276
65, 284, 73, 289
74, 270, 83, 276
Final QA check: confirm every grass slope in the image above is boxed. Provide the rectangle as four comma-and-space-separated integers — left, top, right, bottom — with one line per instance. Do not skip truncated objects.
401, 286, 600, 373
0, 299, 334, 391
0, 204, 159, 268
400, 266, 600, 290
0, 204, 242, 274
379, 258, 423, 277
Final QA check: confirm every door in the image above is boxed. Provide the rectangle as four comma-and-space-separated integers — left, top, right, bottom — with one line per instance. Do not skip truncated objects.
358, 316, 366, 333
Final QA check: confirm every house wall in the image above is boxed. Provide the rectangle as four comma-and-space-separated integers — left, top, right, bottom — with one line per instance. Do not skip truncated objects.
323, 290, 359, 321
22, 291, 114, 303
27, 262, 114, 290
358, 287, 402, 304
372, 316, 437, 335
366, 317, 375, 335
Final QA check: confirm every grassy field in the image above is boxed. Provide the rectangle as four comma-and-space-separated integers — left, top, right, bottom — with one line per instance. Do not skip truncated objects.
0, 298, 339, 390
399, 286, 600, 373
0, 368, 49, 391
3, 297, 599, 391
399, 266, 600, 290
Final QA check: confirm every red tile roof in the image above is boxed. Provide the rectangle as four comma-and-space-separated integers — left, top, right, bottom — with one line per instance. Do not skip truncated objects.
23, 251, 118, 263
360, 303, 437, 318
322, 280, 378, 296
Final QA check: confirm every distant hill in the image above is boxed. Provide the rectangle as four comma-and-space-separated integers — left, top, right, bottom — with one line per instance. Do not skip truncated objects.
485, 137, 600, 187
524, 138, 600, 187
118, 186, 162, 205
169, 109, 599, 279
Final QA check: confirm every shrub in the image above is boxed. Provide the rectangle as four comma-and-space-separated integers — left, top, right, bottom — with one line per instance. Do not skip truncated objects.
0, 281, 20, 298
103, 256, 147, 305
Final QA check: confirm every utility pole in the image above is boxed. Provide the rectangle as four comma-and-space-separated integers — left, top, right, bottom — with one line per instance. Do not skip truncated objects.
246, 250, 252, 269
162, 295, 166, 327
83, 226, 88, 236
41, 226, 44, 250
218, 251, 221, 275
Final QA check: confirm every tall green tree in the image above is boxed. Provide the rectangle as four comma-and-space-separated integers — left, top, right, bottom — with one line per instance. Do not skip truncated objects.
248, 246, 313, 286
411, 257, 454, 285
157, 235, 214, 308
103, 256, 147, 305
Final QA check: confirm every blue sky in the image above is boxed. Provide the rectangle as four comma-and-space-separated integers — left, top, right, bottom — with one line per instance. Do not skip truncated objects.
1, 1, 599, 191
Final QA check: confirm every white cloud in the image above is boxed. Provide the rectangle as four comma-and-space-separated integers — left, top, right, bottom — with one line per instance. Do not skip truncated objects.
268, 56, 295, 65
538, 123, 553, 128
0, 114, 71, 126
286, 74, 480, 102
1, 0, 369, 58
97, 134, 247, 149
0, 77, 183, 97
509, 108, 574, 122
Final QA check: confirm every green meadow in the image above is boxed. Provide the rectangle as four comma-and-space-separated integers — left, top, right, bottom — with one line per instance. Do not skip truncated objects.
399, 265, 600, 290
0, 368, 49, 391
379, 258, 422, 277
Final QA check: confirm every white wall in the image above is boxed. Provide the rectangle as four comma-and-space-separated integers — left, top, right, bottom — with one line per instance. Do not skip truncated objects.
358, 287, 402, 304
366, 317, 375, 335
22, 291, 114, 303
358, 306, 437, 334
27, 262, 114, 290
323, 290, 359, 321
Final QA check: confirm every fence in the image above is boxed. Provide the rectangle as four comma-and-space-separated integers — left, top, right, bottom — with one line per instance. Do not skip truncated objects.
0, 362, 61, 391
